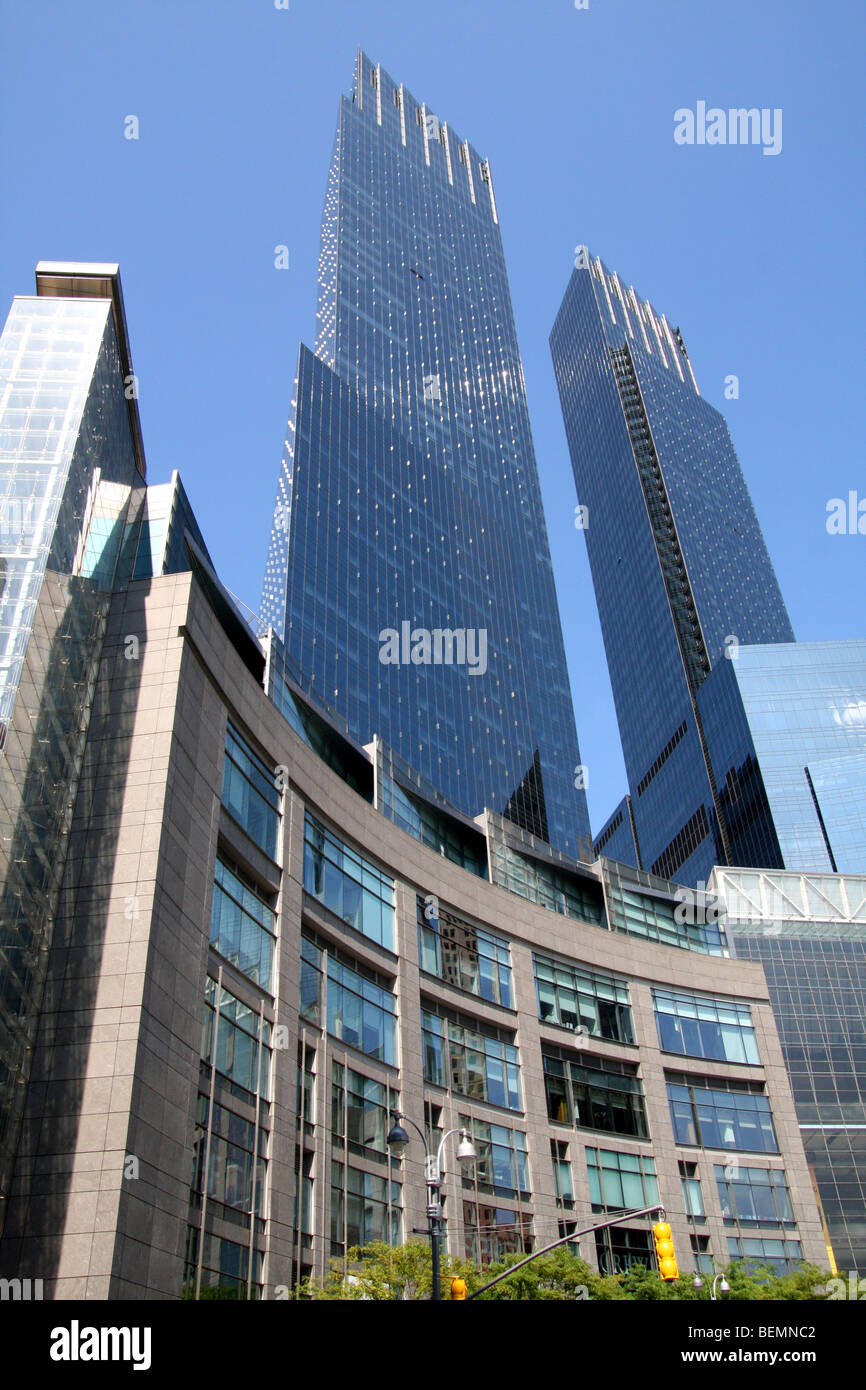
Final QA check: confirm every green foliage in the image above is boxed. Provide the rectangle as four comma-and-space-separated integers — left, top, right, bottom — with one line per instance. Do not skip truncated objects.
294, 1241, 833, 1301
294, 1239, 478, 1301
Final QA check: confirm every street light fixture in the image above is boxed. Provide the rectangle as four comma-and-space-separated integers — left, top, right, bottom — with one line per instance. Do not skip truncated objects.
386, 1110, 477, 1301
693, 1271, 731, 1299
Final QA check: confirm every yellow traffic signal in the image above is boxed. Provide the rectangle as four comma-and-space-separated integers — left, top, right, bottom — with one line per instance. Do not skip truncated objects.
450, 1277, 467, 1300
652, 1221, 679, 1281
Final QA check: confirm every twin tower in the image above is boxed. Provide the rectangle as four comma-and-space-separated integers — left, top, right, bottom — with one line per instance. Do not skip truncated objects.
260, 49, 864, 885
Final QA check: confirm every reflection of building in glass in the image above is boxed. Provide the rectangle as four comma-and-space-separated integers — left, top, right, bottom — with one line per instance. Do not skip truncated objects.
261, 49, 590, 858
698, 641, 866, 875
712, 866, 866, 1274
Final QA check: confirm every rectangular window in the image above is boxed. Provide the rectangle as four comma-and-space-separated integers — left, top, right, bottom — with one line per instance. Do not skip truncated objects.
183, 1228, 263, 1300
191, 1095, 266, 1223
727, 1236, 803, 1275
459, 1114, 529, 1198
595, 1225, 654, 1276
534, 953, 633, 1043
586, 1147, 658, 1212
330, 1161, 401, 1255
299, 933, 396, 1065
304, 813, 394, 950
715, 1165, 795, 1226
418, 896, 512, 1007
210, 857, 276, 990
300, 935, 322, 1025
422, 1008, 521, 1111
690, 1233, 714, 1274
332, 1061, 398, 1159
328, 956, 396, 1065
296, 1045, 315, 1139
201, 977, 271, 1104
463, 1201, 532, 1267
221, 724, 280, 858
551, 1139, 574, 1210
543, 1051, 648, 1139
667, 1078, 778, 1153
653, 988, 759, 1065
679, 1160, 705, 1219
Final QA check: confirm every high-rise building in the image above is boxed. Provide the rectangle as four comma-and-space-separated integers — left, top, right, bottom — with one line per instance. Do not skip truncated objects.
0, 263, 218, 1224
261, 50, 591, 858
712, 865, 866, 1275
550, 250, 865, 886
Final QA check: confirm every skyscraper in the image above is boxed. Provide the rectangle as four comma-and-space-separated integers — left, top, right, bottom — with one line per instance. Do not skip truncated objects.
550, 249, 798, 884
261, 50, 591, 857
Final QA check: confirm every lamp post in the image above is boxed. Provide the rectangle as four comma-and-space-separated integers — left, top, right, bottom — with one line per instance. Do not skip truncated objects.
693, 1270, 731, 1300
386, 1110, 476, 1301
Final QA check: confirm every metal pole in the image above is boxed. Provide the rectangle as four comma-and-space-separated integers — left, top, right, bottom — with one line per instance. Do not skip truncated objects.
466, 1203, 665, 1299
430, 1207, 441, 1302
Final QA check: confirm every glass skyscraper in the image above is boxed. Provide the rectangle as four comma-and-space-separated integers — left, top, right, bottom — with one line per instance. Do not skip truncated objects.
713, 866, 866, 1274
261, 50, 590, 857
550, 250, 798, 884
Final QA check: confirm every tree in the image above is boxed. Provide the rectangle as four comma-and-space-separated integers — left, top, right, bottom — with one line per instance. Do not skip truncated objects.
293, 1241, 832, 1301
294, 1239, 478, 1301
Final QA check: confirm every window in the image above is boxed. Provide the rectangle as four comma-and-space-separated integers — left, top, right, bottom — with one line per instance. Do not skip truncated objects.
543, 1051, 648, 1138
296, 1045, 315, 1139
300, 936, 322, 1025
304, 813, 394, 950
210, 857, 276, 990
330, 1162, 401, 1255
295, 1150, 314, 1247
715, 1165, 795, 1226
332, 1061, 398, 1159
422, 1008, 521, 1111
191, 1096, 266, 1224
221, 724, 280, 858
534, 953, 633, 1043
418, 896, 512, 1006
201, 977, 271, 1104
551, 1139, 574, 1209
667, 1078, 778, 1153
679, 1160, 705, 1219
184, 1228, 263, 1300
654, 988, 759, 1065
459, 1114, 529, 1197
690, 1233, 714, 1274
300, 934, 396, 1065
586, 1148, 658, 1212
727, 1236, 803, 1275
463, 1202, 532, 1267
595, 1226, 654, 1276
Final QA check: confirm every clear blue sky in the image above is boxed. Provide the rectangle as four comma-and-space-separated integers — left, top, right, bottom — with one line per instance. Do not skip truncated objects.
1, 0, 863, 831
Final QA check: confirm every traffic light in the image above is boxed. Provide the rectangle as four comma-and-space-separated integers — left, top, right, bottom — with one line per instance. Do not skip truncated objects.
652, 1221, 679, 1281
450, 1277, 467, 1300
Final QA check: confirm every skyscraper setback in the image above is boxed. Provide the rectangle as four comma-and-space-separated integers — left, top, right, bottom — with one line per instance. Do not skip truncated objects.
261, 50, 591, 857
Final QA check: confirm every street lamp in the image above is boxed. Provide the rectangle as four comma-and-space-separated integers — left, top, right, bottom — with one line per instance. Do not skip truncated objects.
693, 1270, 731, 1299
387, 1110, 477, 1301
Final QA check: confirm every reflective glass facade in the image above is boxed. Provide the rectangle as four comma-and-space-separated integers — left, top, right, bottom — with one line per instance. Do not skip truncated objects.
0, 278, 145, 1210
699, 640, 866, 874
261, 51, 590, 856
717, 867, 866, 1273
551, 252, 795, 885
